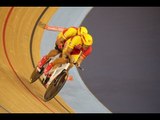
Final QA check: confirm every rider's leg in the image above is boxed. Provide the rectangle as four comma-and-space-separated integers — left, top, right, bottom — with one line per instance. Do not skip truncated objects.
66, 54, 81, 80
47, 49, 60, 58
44, 57, 69, 76
67, 54, 81, 70
38, 49, 60, 68
43, 40, 69, 76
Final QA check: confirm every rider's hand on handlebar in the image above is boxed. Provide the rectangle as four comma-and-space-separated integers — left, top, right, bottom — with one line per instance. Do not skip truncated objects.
69, 57, 75, 64
67, 55, 81, 68
75, 62, 81, 68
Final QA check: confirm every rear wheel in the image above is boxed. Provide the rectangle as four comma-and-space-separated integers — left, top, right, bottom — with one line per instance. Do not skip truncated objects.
44, 70, 68, 102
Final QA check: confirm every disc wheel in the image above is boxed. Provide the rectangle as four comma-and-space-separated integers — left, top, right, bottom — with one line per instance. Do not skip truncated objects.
44, 71, 67, 102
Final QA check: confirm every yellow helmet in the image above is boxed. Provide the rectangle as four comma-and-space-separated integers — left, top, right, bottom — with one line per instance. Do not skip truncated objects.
81, 34, 93, 46
77, 26, 88, 35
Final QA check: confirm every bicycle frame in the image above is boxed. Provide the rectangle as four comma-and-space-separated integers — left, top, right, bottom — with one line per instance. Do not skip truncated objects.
42, 57, 70, 88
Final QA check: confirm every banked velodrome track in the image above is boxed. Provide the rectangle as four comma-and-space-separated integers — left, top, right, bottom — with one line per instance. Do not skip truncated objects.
0, 7, 74, 113
0, 7, 111, 113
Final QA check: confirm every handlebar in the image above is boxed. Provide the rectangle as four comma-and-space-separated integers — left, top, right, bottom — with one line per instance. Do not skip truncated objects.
73, 63, 84, 71
77, 66, 84, 71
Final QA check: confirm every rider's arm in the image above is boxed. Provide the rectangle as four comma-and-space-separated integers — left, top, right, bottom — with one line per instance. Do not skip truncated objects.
56, 32, 65, 44
61, 27, 77, 40
56, 27, 78, 46
44, 25, 66, 32
78, 46, 93, 63
62, 36, 80, 61
62, 47, 73, 63
56, 38, 64, 45
82, 46, 92, 58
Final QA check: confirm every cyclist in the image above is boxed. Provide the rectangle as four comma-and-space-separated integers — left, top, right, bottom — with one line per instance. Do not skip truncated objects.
37, 22, 89, 71
43, 33, 93, 80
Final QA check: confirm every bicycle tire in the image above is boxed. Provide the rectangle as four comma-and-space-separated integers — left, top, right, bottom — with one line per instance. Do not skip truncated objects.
30, 59, 51, 84
30, 67, 42, 83
44, 70, 67, 102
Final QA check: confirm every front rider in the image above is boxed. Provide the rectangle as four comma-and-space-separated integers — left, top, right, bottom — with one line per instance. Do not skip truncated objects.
37, 23, 89, 71
43, 33, 93, 79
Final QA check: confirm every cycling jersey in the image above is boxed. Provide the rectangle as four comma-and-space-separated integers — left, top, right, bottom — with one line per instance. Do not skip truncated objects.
57, 27, 78, 40
64, 35, 92, 59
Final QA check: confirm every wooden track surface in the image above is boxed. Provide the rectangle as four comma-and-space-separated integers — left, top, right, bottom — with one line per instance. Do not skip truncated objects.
0, 7, 74, 113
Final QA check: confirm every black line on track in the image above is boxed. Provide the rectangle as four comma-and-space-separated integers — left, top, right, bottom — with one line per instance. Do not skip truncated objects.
29, 7, 71, 113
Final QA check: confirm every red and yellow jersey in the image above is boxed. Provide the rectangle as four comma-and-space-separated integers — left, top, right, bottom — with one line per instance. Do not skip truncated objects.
57, 27, 78, 40
81, 46, 92, 59
63, 35, 92, 59
45, 25, 92, 58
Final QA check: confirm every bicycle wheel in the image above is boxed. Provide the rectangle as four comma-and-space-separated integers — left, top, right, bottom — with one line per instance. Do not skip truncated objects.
30, 67, 42, 83
30, 59, 51, 84
44, 70, 68, 102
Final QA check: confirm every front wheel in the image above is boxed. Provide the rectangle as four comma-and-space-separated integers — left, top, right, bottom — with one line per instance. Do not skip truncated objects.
30, 58, 51, 84
30, 67, 43, 83
44, 70, 68, 102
